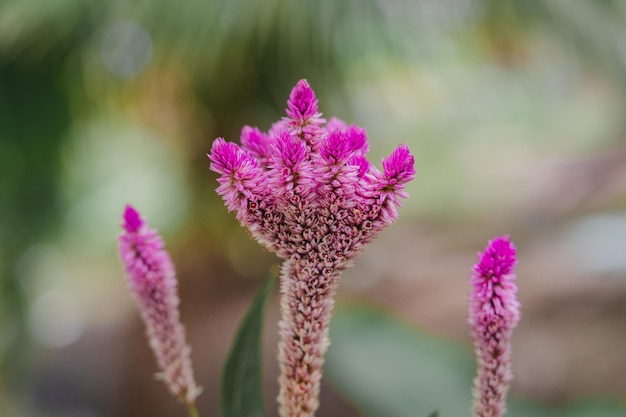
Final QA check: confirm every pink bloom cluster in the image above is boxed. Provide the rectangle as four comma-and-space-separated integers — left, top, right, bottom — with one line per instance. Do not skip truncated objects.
118, 205, 200, 405
469, 236, 521, 417
209, 79, 416, 417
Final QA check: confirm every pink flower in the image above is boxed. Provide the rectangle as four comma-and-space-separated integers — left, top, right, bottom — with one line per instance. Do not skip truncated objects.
469, 236, 520, 417
118, 205, 200, 405
208, 80, 416, 417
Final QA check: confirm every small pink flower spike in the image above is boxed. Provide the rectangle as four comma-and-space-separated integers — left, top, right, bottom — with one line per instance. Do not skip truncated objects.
118, 205, 200, 405
208, 79, 416, 417
382, 144, 415, 187
469, 236, 520, 417
208, 138, 267, 219
284, 79, 325, 150
286, 79, 319, 121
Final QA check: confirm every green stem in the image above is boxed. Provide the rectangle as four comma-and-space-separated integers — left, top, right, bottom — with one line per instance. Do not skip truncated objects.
187, 403, 200, 417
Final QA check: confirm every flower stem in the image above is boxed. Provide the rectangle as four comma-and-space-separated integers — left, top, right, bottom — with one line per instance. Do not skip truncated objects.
277, 260, 340, 417
187, 403, 200, 417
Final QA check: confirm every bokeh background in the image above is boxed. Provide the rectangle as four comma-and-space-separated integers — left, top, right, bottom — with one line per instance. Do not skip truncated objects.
2, 0, 626, 416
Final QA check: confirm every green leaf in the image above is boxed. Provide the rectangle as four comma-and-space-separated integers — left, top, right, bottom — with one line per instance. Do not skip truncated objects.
325, 303, 475, 417
220, 274, 276, 417
426, 411, 438, 417
326, 303, 626, 417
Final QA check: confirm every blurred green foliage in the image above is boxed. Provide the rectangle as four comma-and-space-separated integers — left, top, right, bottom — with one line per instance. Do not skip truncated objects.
326, 304, 475, 417
327, 303, 626, 417
0, 53, 71, 373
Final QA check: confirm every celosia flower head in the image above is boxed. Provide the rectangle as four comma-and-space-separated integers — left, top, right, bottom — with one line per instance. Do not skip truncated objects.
208, 79, 415, 261
118, 205, 199, 405
469, 236, 520, 417
209, 80, 415, 417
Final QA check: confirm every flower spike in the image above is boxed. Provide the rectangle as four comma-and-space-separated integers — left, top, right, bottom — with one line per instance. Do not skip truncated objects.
284, 79, 325, 150
241, 125, 272, 165
286, 79, 319, 121
208, 79, 416, 417
345, 125, 369, 154
319, 130, 353, 165
209, 138, 267, 217
382, 144, 415, 186
118, 205, 200, 405
469, 236, 520, 417
123, 204, 143, 233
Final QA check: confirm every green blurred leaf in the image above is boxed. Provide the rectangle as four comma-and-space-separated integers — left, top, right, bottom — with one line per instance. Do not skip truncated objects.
427, 410, 438, 417
506, 396, 626, 417
326, 303, 475, 417
326, 303, 626, 417
221, 275, 276, 417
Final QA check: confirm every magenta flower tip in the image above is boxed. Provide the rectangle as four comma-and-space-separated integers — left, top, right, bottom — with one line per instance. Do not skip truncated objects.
320, 130, 352, 165
208, 137, 244, 175
474, 235, 516, 282
122, 204, 144, 233
382, 144, 416, 184
326, 117, 347, 132
286, 79, 319, 121
274, 131, 307, 168
241, 125, 270, 157
349, 155, 371, 178
345, 125, 369, 154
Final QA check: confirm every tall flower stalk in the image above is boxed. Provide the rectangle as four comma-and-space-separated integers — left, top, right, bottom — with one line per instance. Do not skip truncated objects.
469, 236, 521, 417
209, 79, 416, 417
117, 205, 200, 410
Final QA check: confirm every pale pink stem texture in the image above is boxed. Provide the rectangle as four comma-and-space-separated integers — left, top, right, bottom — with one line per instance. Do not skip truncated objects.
118, 205, 199, 405
209, 79, 416, 417
469, 236, 521, 417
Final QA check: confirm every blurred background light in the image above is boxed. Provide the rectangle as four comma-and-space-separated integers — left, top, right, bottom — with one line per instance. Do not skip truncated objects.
101, 22, 153, 80
566, 213, 626, 275
30, 290, 83, 348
